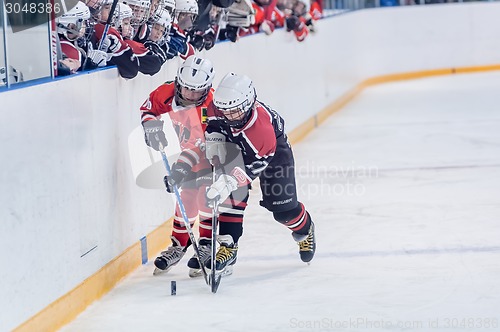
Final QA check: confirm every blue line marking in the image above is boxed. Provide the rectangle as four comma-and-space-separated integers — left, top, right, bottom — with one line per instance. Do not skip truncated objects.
140, 236, 148, 265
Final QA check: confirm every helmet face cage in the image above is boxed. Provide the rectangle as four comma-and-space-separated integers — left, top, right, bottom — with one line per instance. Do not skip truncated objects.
217, 94, 256, 128
174, 80, 211, 107
174, 0, 197, 31
57, 1, 91, 41
213, 73, 257, 128
86, 0, 104, 21
112, 3, 134, 37
147, 0, 163, 23
163, 0, 176, 16
87, 0, 113, 23
174, 56, 215, 107
123, 0, 151, 26
148, 10, 172, 45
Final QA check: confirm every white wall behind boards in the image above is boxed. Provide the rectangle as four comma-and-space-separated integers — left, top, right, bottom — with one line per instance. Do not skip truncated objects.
1, 2, 499, 330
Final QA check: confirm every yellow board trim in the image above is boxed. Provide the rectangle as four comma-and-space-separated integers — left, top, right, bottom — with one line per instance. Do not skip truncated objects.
15, 63, 500, 332
288, 63, 500, 144
14, 218, 173, 332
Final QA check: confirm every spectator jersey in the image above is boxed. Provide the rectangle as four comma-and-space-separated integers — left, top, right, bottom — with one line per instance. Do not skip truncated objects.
59, 39, 83, 64
140, 81, 212, 172
245, 0, 282, 35
124, 39, 163, 76
93, 24, 139, 79
309, 0, 323, 20
206, 100, 292, 183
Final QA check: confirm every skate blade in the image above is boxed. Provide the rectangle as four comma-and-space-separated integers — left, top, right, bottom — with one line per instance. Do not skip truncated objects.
153, 266, 173, 276
188, 268, 203, 278
206, 265, 234, 278
220, 265, 233, 277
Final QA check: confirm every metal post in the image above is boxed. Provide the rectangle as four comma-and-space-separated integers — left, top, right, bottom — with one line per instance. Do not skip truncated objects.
48, 0, 58, 78
1, 0, 10, 87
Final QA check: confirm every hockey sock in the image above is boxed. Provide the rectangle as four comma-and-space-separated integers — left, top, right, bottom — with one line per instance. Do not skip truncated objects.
273, 202, 312, 235
219, 221, 243, 244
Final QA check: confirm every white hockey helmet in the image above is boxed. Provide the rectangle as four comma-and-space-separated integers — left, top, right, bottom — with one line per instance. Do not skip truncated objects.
213, 72, 257, 128
175, 0, 197, 14
148, 10, 172, 45
112, 3, 134, 37
56, 1, 91, 40
1, 65, 24, 85
86, 0, 106, 20
163, 0, 176, 16
112, 3, 133, 27
174, 0, 197, 30
175, 56, 215, 107
122, 0, 151, 26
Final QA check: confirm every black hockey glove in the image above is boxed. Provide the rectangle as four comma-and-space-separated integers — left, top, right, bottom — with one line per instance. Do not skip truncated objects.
212, 0, 235, 8
224, 26, 239, 43
143, 120, 168, 151
189, 33, 205, 51
163, 162, 192, 193
286, 15, 301, 32
144, 40, 167, 64
203, 29, 216, 50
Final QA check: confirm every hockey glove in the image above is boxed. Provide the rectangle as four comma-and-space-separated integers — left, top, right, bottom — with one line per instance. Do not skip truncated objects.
206, 174, 238, 206
260, 20, 275, 36
285, 15, 301, 32
224, 26, 239, 43
205, 131, 227, 165
143, 120, 168, 151
167, 35, 188, 58
100, 34, 121, 53
87, 49, 108, 67
203, 29, 216, 50
144, 40, 167, 64
163, 161, 192, 193
189, 33, 205, 51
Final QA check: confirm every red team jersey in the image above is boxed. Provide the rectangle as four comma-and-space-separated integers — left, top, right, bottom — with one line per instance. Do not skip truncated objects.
140, 82, 212, 172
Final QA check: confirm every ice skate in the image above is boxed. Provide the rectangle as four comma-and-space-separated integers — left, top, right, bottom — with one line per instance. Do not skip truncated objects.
153, 237, 187, 275
187, 238, 212, 278
292, 221, 316, 263
205, 235, 238, 277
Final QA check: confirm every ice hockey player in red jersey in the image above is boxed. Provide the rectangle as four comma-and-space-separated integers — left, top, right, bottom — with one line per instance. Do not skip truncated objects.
140, 56, 216, 276
203, 73, 316, 276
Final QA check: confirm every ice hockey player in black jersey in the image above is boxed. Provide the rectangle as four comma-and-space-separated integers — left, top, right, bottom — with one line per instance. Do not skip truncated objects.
203, 72, 316, 276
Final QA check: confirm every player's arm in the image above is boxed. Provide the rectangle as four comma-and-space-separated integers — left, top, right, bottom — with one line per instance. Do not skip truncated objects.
140, 84, 173, 123
140, 85, 173, 150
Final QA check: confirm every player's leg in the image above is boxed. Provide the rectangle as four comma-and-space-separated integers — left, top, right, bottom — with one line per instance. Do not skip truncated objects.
154, 186, 199, 273
186, 172, 215, 276
260, 161, 316, 263
204, 186, 249, 275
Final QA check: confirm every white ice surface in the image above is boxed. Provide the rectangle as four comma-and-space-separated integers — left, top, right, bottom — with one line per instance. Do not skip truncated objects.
60, 72, 500, 332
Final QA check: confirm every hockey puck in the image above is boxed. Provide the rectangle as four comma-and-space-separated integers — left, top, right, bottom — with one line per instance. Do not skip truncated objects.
171, 280, 176, 296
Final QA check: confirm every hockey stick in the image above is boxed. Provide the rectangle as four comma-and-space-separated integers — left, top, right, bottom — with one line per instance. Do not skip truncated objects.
210, 167, 222, 293
98, 0, 120, 51
213, 8, 227, 45
158, 141, 210, 285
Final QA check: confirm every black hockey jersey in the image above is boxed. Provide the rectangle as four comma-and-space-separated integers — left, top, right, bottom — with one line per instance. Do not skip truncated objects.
206, 100, 294, 182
